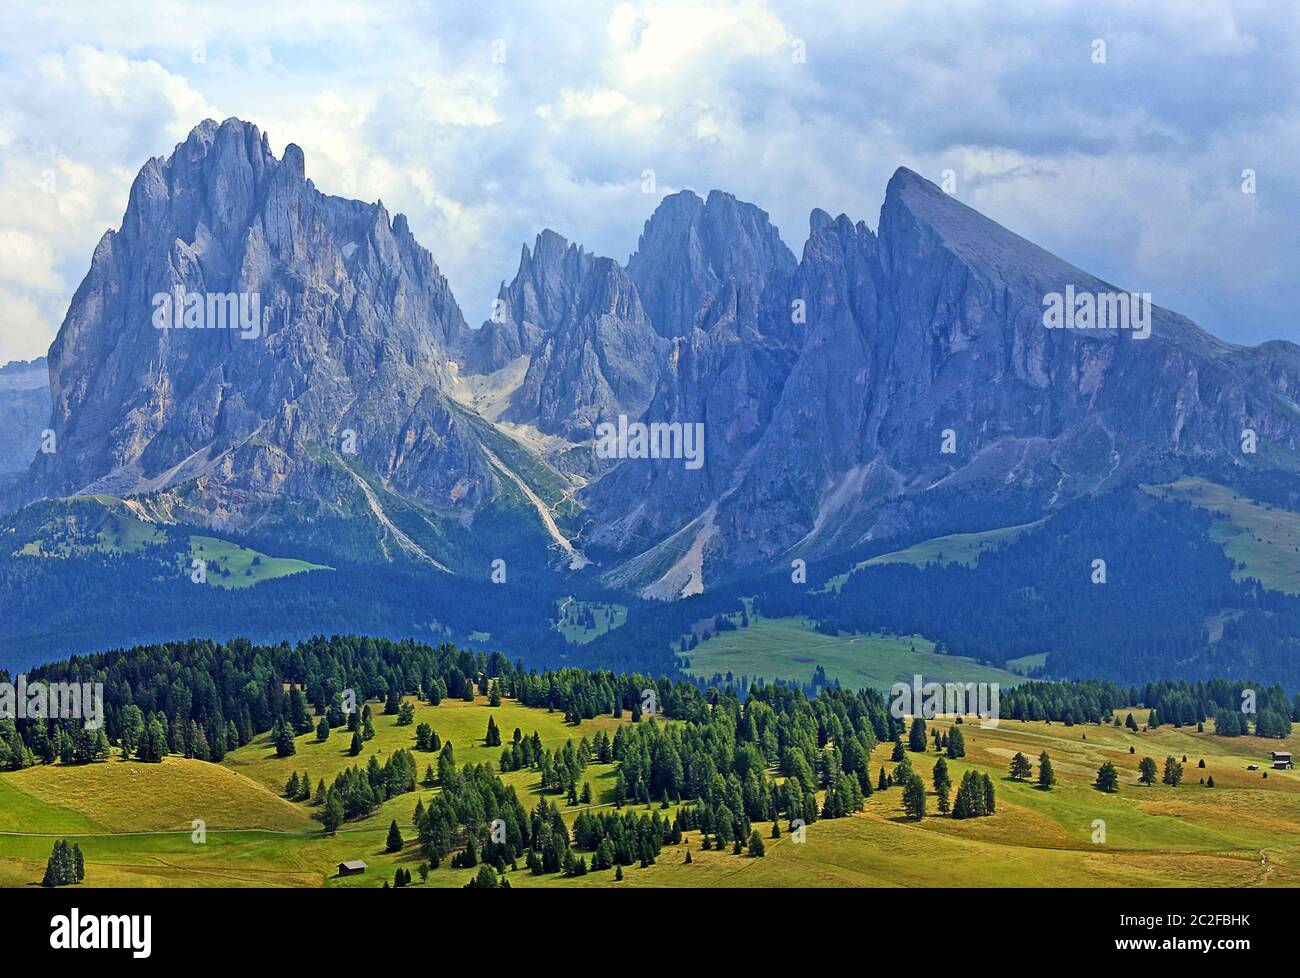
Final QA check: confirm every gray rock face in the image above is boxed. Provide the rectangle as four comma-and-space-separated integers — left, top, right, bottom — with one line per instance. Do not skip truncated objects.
509, 256, 666, 440
626, 189, 796, 339
467, 229, 594, 373
0, 358, 51, 475
466, 230, 667, 441
584, 168, 1300, 593
576, 192, 802, 569
11, 121, 1300, 597
16, 119, 495, 521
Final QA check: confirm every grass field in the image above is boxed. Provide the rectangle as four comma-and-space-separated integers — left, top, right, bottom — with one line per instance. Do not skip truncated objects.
15, 495, 165, 557
554, 598, 627, 644
4, 694, 1300, 889
1145, 477, 1300, 594
825, 520, 1044, 591
681, 614, 1023, 690
188, 535, 330, 589
10, 496, 330, 589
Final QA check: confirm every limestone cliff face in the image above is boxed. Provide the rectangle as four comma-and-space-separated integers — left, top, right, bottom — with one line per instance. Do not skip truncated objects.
12, 120, 1300, 594
579, 170, 1300, 592
17, 119, 494, 519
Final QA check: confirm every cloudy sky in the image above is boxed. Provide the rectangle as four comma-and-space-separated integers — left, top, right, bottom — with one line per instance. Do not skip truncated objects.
1, 0, 1297, 361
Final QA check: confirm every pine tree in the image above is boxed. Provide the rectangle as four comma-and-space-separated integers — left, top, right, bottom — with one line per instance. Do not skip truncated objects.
1138, 756, 1157, 785
41, 840, 69, 887
321, 793, 343, 834
901, 772, 926, 821
1095, 761, 1119, 793
274, 720, 296, 758
386, 819, 404, 852
1008, 752, 1032, 781
748, 830, 766, 857
1037, 751, 1056, 790
946, 725, 966, 758
1162, 756, 1183, 787
933, 756, 951, 794
349, 730, 363, 756
908, 716, 927, 752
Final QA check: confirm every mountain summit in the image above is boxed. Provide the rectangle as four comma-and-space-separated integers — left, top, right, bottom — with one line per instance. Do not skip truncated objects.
10, 121, 1300, 598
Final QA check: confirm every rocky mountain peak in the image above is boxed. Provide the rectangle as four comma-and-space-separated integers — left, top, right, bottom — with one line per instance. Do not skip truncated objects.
627, 188, 796, 338
16, 117, 484, 524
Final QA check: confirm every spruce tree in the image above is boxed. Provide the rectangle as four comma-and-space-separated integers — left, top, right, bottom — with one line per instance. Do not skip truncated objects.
274, 720, 296, 758
1162, 756, 1183, 787
1008, 752, 1032, 781
933, 756, 951, 794
908, 717, 927, 752
946, 725, 966, 758
41, 840, 68, 887
902, 773, 926, 820
1095, 761, 1119, 793
1138, 756, 1157, 785
321, 793, 343, 834
1037, 751, 1056, 790
386, 819, 404, 852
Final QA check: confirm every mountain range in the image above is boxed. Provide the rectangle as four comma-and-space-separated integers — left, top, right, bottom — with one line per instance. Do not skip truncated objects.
4, 117, 1300, 681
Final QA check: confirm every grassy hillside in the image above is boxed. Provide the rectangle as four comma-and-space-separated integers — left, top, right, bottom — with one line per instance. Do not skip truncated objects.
4, 694, 1299, 889
9, 495, 330, 589
825, 520, 1045, 591
554, 598, 627, 644
188, 535, 329, 589
1145, 477, 1300, 594
681, 614, 1023, 689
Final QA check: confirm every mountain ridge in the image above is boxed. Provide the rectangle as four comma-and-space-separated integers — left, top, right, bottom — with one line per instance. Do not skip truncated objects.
7, 117, 1300, 606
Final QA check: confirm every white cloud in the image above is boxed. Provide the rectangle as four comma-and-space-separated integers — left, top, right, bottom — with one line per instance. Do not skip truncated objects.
0, 0, 1298, 362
